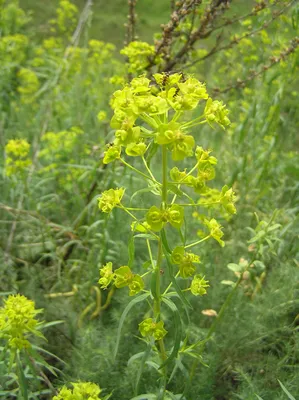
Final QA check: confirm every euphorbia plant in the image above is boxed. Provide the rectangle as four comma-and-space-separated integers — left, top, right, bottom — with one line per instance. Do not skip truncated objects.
97, 73, 236, 399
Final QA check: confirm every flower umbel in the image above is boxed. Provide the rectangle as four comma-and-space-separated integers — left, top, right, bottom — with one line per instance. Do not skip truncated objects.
190, 275, 210, 296
98, 188, 125, 213
0, 294, 43, 349
139, 318, 167, 341
53, 381, 102, 400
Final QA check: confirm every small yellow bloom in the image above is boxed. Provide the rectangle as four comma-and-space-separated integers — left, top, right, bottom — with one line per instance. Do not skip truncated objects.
98, 188, 125, 213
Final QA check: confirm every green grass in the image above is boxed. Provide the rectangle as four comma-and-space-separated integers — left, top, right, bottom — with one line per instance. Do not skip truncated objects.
19, 0, 171, 47
1, 0, 299, 399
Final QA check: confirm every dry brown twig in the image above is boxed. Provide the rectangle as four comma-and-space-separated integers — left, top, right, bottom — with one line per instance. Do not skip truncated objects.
125, 0, 138, 45
213, 36, 299, 94
183, 0, 296, 70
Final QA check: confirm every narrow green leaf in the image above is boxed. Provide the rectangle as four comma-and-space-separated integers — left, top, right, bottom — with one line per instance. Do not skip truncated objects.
114, 293, 150, 361
161, 229, 171, 254
160, 297, 182, 369
16, 354, 28, 400
150, 269, 159, 302
164, 252, 192, 310
134, 233, 157, 240
167, 184, 184, 197
130, 394, 157, 400
134, 344, 152, 395
130, 187, 157, 203
278, 380, 296, 400
128, 235, 135, 268
37, 320, 65, 330
102, 393, 113, 400
128, 352, 144, 367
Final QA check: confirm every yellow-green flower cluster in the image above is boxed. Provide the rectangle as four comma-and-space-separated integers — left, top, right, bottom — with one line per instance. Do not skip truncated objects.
98, 188, 125, 213
97, 110, 107, 122
204, 98, 230, 129
139, 318, 167, 340
88, 40, 116, 66
0, 34, 28, 64
220, 185, 237, 214
50, 0, 78, 37
146, 204, 184, 231
98, 263, 144, 296
171, 246, 200, 278
190, 275, 209, 296
17, 68, 40, 104
103, 73, 230, 164
0, 294, 43, 350
53, 382, 102, 400
120, 41, 160, 73
0, 1, 30, 35
170, 146, 219, 194
5, 138, 32, 176
39, 127, 83, 163
204, 218, 225, 247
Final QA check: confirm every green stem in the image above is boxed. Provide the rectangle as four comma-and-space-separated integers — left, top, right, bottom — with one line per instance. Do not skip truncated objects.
140, 113, 159, 128
185, 235, 211, 249
181, 120, 207, 130
119, 204, 159, 239
162, 146, 168, 208
181, 114, 205, 129
162, 271, 180, 296
171, 111, 183, 122
120, 158, 160, 185
125, 207, 149, 211
142, 156, 157, 182
171, 161, 199, 204
154, 145, 168, 395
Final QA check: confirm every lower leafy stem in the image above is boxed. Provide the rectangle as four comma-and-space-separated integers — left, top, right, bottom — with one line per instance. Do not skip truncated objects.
154, 145, 168, 394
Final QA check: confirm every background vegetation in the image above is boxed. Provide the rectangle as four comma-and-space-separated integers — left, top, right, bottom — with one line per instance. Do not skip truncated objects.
0, 0, 298, 399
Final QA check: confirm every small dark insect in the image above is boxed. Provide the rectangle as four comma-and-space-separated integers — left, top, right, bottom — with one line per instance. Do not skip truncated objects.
160, 269, 164, 275
106, 142, 114, 148
161, 71, 170, 87
173, 87, 180, 97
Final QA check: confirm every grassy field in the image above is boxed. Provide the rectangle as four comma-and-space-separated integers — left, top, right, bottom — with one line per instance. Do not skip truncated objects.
1, 0, 299, 399
19, 0, 171, 46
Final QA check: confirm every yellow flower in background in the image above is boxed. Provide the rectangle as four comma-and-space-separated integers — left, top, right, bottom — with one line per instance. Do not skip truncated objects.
53, 382, 102, 400
0, 294, 43, 350
5, 139, 32, 176
98, 188, 125, 213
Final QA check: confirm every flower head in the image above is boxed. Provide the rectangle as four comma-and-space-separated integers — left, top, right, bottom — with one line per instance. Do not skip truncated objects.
98, 188, 125, 213
220, 185, 237, 214
53, 381, 102, 400
139, 318, 167, 341
204, 218, 225, 247
146, 205, 184, 231
190, 275, 209, 296
0, 294, 43, 349
113, 266, 144, 296
204, 98, 230, 129
103, 144, 121, 164
98, 262, 114, 289
171, 246, 200, 278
